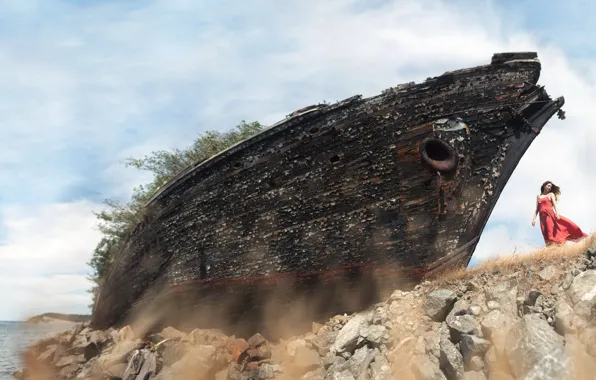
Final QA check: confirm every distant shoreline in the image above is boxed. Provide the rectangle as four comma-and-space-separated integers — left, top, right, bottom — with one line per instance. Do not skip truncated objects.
25, 313, 91, 324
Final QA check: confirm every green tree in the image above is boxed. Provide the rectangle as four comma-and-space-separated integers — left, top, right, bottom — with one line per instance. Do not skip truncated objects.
87, 120, 265, 307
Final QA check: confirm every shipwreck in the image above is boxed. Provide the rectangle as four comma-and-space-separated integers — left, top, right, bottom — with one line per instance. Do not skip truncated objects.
91, 52, 565, 334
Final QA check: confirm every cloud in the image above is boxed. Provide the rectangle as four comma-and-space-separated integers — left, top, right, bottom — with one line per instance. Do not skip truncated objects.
0, 201, 102, 320
469, 223, 541, 267
1, 0, 594, 319
1, 275, 94, 322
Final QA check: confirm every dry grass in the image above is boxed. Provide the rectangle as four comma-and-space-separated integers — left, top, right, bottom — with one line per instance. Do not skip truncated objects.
432, 233, 596, 284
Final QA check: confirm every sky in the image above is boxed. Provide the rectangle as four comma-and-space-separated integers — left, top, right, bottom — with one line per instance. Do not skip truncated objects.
0, 0, 594, 320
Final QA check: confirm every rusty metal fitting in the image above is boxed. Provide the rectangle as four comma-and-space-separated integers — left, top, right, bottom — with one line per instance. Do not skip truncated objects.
419, 137, 457, 173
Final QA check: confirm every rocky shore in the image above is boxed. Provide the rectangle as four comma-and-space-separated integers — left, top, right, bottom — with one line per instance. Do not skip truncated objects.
15, 236, 596, 380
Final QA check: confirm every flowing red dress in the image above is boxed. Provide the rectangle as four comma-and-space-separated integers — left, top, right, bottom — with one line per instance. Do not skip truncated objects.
538, 195, 587, 245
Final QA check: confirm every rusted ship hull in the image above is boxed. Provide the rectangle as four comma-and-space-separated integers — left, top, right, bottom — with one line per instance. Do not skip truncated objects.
92, 52, 564, 332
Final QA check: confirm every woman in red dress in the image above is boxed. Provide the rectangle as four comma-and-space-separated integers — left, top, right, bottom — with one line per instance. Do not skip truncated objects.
531, 181, 588, 246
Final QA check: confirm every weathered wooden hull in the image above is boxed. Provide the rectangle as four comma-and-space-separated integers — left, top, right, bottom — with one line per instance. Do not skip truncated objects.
92, 52, 564, 332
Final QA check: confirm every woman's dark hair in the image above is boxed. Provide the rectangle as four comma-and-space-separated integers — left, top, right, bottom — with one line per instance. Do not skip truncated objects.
541, 181, 561, 201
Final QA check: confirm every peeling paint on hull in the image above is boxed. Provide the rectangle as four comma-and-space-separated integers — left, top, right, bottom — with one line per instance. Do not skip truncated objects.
92, 52, 565, 331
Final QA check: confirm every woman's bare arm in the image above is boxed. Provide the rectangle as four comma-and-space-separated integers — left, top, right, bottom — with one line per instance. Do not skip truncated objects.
532, 195, 539, 225
550, 193, 560, 219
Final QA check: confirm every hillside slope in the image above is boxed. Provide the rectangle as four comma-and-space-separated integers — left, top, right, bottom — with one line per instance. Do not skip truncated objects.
16, 234, 596, 380
26, 313, 91, 324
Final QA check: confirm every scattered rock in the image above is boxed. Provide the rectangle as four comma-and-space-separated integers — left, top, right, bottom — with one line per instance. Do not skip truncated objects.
567, 270, 596, 321
459, 335, 489, 364
523, 346, 574, 380
118, 325, 136, 341
260, 365, 282, 380
480, 310, 514, 341
568, 270, 596, 304
347, 346, 376, 378
446, 300, 470, 323
447, 314, 480, 342
505, 314, 569, 379
247, 333, 267, 348
169, 345, 217, 376
247, 344, 271, 362
554, 299, 584, 335
485, 282, 518, 316
463, 371, 486, 380
107, 340, 138, 362
229, 338, 250, 362
188, 328, 227, 347
312, 330, 338, 356
425, 289, 458, 322
161, 341, 190, 366
83, 342, 101, 361
312, 322, 324, 334
578, 327, 596, 356
488, 371, 515, 380
483, 346, 510, 377
38, 345, 57, 363
87, 330, 111, 346
17, 243, 596, 380
467, 356, 483, 372
301, 367, 324, 380
12, 369, 26, 380
412, 354, 447, 380
331, 311, 372, 354
160, 327, 185, 341
286, 338, 307, 357
439, 326, 464, 380
561, 272, 574, 290
538, 266, 556, 281
292, 346, 321, 374
58, 364, 80, 378
387, 336, 417, 371
55, 354, 85, 367
103, 362, 127, 378
469, 306, 481, 316
359, 325, 386, 345
370, 354, 391, 380
329, 369, 356, 380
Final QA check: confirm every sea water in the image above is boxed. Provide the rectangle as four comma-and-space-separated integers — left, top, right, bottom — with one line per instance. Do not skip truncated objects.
0, 321, 75, 380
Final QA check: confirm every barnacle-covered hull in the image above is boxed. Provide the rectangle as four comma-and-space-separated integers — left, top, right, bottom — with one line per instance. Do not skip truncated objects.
92, 52, 565, 332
